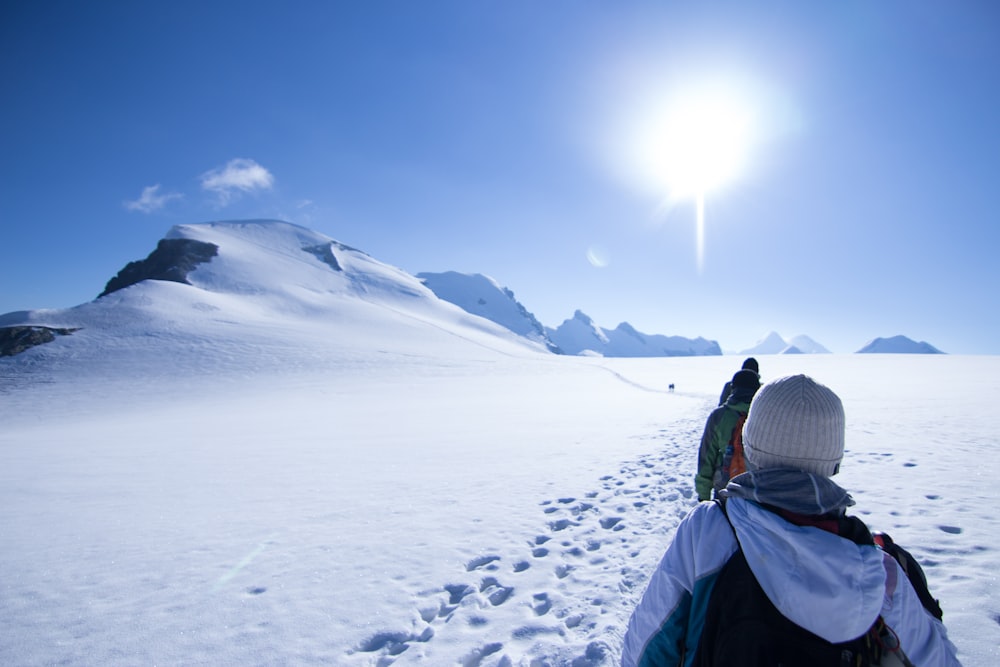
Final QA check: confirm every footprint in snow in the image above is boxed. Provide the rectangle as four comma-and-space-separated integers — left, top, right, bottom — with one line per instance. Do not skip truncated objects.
354, 418, 705, 666
549, 518, 577, 532
479, 576, 514, 606
531, 592, 552, 616
460, 641, 503, 667
466, 554, 501, 572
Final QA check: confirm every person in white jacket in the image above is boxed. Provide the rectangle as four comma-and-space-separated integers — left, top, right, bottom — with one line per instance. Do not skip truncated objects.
621, 374, 960, 667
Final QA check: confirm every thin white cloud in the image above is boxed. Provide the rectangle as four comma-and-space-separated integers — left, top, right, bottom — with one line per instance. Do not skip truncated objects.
123, 184, 183, 213
200, 158, 275, 205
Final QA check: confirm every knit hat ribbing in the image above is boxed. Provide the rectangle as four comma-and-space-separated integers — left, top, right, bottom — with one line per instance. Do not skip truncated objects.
742, 374, 845, 477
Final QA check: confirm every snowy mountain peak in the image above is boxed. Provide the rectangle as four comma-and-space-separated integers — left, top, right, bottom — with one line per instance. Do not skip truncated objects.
742, 331, 793, 355
156, 220, 421, 305
0, 219, 550, 367
546, 314, 719, 358
856, 335, 945, 354
416, 271, 558, 351
788, 334, 831, 354
742, 331, 831, 355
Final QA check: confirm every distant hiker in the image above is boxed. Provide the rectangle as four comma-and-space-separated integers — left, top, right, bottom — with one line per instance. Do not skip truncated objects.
696, 369, 760, 502
622, 375, 960, 667
668, 383, 675, 392
718, 357, 758, 405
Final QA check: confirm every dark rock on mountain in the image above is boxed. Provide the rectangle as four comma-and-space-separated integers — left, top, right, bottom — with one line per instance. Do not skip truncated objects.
99, 238, 219, 297
0, 325, 79, 357
303, 243, 343, 271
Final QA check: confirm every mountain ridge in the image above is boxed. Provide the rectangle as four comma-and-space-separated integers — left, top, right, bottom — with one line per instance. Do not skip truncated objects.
0, 220, 945, 358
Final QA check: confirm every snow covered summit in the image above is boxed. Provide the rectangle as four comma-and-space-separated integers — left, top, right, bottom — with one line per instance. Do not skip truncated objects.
857, 335, 945, 354
417, 271, 560, 352
741, 331, 831, 355
0, 220, 548, 375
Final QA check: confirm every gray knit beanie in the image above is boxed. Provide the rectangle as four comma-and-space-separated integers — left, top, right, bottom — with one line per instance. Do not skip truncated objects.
742, 374, 845, 477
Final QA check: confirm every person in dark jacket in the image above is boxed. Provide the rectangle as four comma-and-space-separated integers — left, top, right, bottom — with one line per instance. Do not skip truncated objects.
696, 369, 760, 501
718, 357, 758, 405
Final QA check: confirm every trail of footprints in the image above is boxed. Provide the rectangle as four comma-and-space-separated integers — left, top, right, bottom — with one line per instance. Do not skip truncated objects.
351, 423, 703, 666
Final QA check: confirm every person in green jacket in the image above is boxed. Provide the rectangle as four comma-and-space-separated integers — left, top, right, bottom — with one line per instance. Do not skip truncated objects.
696, 369, 761, 501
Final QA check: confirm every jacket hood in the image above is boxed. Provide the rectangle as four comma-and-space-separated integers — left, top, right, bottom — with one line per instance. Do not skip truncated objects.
723, 468, 855, 516
724, 496, 886, 643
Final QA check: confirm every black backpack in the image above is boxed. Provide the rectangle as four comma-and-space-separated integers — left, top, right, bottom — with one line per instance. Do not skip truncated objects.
694, 500, 941, 667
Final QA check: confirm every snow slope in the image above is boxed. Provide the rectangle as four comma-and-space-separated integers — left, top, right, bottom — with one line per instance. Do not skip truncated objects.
417, 271, 558, 351
0, 221, 546, 382
1, 221, 996, 665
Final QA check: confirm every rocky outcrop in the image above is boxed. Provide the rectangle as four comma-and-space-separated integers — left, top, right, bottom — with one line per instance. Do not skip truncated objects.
0, 326, 79, 357
99, 238, 219, 297
303, 243, 343, 271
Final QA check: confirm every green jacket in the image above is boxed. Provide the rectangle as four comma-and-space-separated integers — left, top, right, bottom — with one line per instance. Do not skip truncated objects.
695, 400, 750, 501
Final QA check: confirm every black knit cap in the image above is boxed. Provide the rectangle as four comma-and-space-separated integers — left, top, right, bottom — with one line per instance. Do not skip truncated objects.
741, 357, 759, 374
732, 369, 761, 391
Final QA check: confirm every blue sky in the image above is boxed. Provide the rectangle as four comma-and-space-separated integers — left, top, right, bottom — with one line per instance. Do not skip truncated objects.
2, 1, 998, 354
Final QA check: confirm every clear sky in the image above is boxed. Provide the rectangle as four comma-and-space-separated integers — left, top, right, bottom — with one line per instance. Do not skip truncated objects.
2, 1, 998, 354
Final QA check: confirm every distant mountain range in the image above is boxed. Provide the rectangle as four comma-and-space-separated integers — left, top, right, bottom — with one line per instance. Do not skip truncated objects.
740, 332, 831, 355
417, 273, 721, 357
0, 220, 945, 359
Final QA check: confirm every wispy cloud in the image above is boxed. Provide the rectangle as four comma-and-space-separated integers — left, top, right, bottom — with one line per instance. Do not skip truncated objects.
201, 158, 275, 205
123, 184, 183, 213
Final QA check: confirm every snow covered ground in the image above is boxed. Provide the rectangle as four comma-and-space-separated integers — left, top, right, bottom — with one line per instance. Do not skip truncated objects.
1, 222, 997, 665
2, 350, 997, 666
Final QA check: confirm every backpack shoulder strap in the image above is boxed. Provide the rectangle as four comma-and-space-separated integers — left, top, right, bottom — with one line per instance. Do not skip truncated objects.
712, 497, 733, 529
873, 531, 944, 620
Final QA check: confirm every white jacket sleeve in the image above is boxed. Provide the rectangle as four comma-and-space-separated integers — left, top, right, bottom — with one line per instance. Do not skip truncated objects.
621, 502, 736, 667
879, 552, 962, 666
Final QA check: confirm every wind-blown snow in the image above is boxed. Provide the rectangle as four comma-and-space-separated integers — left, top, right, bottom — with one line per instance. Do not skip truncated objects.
1, 221, 996, 666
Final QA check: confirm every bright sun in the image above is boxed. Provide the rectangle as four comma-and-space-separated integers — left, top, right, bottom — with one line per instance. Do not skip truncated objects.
652, 96, 752, 198
618, 81, 760, 271
638, 87, 755, 200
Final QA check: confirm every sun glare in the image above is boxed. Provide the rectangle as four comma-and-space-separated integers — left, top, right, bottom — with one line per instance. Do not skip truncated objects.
644, 90, 755, 200
613, 80, 761, 273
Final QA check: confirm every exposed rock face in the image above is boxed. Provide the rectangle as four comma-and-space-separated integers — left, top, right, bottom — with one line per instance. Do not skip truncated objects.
99, 238, 219, 297
0, 326, 79, 357
303, 243, 343, 271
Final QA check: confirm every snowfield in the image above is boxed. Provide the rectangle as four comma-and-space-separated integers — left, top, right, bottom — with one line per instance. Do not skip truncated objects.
3, 352, 997, 666
1, 222, 997, 665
